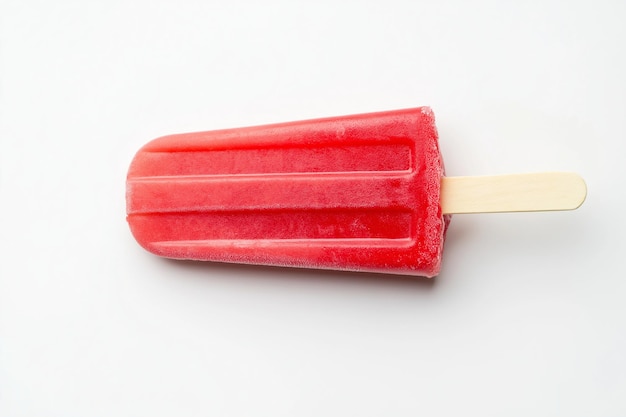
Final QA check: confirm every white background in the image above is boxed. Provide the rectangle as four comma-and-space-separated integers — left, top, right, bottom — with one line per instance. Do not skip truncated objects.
1, 1, 625, 416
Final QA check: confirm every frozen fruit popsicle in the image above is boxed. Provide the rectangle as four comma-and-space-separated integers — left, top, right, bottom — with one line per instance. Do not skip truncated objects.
126, 107, 586, 277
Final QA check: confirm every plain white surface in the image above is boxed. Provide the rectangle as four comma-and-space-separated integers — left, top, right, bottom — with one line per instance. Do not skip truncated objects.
1, 0, 625, 415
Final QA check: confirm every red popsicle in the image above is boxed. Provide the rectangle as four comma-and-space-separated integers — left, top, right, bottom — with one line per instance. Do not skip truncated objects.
127, 108, 447, 276
126, 107, 586, 277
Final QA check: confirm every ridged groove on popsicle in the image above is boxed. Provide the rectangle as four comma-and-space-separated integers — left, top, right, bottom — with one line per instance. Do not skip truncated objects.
127, 173, 417, 214
128, 144, 412, 177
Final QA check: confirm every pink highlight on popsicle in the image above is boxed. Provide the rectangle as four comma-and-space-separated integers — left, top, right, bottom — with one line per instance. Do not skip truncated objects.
126, 107, 449, 277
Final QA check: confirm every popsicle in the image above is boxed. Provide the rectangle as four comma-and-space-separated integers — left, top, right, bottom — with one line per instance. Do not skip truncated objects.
126, 107, 586, 277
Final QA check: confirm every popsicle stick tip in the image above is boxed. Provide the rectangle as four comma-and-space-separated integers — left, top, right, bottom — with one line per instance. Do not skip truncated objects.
567, 173, 587, 209
441, 172, 587, 215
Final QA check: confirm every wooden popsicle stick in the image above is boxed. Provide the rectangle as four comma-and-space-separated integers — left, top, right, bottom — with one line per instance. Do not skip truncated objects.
440, 172, 587, 215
